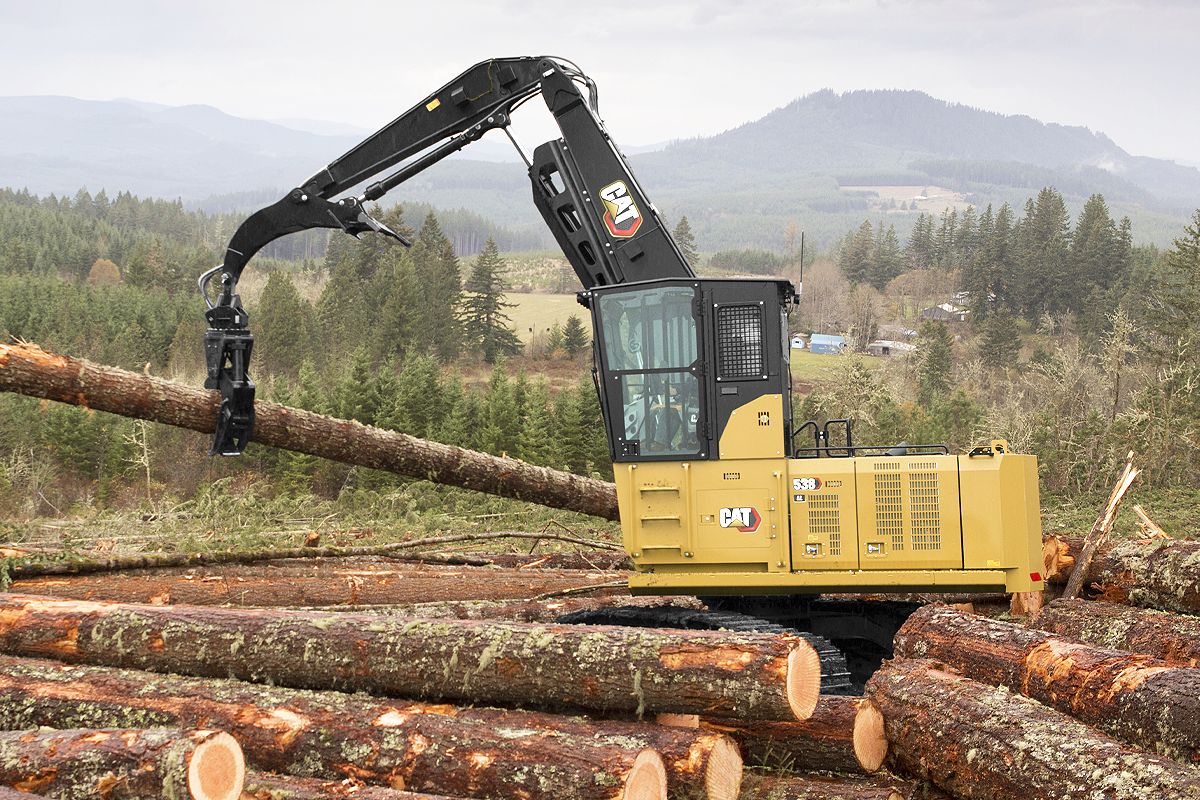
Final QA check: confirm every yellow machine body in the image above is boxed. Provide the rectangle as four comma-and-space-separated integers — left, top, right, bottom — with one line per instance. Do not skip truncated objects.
619, 401, 1043, 595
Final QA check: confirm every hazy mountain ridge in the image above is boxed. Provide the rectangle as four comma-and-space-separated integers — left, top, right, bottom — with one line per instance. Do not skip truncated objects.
0, 90, 1196, 249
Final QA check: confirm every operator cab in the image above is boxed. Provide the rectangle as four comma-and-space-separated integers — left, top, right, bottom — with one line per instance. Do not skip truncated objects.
582, 277, 795, 464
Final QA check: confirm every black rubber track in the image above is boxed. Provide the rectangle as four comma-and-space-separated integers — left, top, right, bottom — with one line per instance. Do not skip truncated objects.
554, 605, 855, 695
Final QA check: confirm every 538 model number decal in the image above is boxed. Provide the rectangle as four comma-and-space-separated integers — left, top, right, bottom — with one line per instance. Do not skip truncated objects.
793, 477, 822, 491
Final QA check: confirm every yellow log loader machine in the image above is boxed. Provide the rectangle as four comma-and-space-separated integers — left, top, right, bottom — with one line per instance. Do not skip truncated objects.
200, 57, 1044, 689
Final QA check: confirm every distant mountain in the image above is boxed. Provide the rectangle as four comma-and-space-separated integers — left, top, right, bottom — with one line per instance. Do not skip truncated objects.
1, 91, 1196, 249
0, 96, 360, 200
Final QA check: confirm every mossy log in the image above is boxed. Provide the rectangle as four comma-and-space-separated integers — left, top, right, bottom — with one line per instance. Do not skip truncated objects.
738, 772, 906, 800
699, 696, 887, 775
0, 655, 668, 800
0, 342, 618, 519
242, 773, 466, 799
867, 658, 1200, 800
9, 563, 627, 606
6, 538, 628, 581
292, 595, 702, 621
436, 705, 741, 800
0, 594, 819, 721
893, 603, 1200, 762
1042, 534, 1200, 613
1031, 597, 1200, 667
0, 728, 244, 800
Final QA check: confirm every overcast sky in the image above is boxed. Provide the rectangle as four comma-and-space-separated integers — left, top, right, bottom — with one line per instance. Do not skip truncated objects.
2, 0, 1196, 163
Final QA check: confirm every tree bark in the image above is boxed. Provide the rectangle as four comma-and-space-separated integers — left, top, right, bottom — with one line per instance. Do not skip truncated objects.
0, 655, 667, 800
738, 773, 906, 800
893, 603, 1200, 762
1042, 534, 1200, 614
0, 788, 45, 799
699, 696, 887, 775
5, 536, 628, 580
10, 563, 627, 606
295, 595, 703, 623
867, 658, 1200, 800
432, 706, 741, 800
0, 728, 244, 800
0, 594, 820, 722
242, 773, 467, 799
1031, 597, 1200, 667
0, 342, 618, 520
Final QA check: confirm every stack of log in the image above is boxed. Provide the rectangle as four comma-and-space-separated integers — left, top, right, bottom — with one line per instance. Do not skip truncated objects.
0, 586, 898, 800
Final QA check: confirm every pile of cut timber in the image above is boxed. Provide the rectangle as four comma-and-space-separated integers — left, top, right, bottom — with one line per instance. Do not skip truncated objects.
1042, 533, 1200, 613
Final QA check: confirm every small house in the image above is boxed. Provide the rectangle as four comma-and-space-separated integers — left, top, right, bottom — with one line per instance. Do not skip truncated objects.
808, 334, 847, 355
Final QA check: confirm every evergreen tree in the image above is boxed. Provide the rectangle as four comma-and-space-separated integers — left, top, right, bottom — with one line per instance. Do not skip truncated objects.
868, 224, 903, 289
673, 216, 700, 266
916, 321, 953, 405
1068, 194, 1119, 309
389, 353, 444, 436
561, 314, 589, 357
1017, 188, 1071, 316
545, 323, 565, 356
839, 220, 874, 283
1145, 209, 1200, 348
906, 213, 936, 269
978, 311, 1020, 368
460, 237, 522, 363
409, 212, 463, 360
518, 379, 555, 465
255, 271, 316, 379
479, 361, 520, 456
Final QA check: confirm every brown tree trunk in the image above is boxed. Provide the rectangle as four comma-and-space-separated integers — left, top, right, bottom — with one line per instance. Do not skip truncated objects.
0, 655, 667, 800
440, 706, 741, 800
309, 595, 702, 623
699, 696, 887, 775
0, 594, 819, 721
0, 728, 244, 800
738, 773, 906, 800
10, 563, 627, 606
6, 536, 628, 580
1042, 534, 1200, 614
1032, 597, 1200, 667
242, 773, 467, 799
0, 342, 618, 520
867, 658, 1200, 800
893, 603, 1200, 762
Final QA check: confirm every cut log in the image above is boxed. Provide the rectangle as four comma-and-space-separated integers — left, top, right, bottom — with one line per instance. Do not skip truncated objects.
243, 772, 466, 798
339, 595, 702, 622
9, 563, 628, 606
5, 535, 627, 580
893, 603, 1200, 762
0, 728, 244, 800
0, 342, 618, 520
0, 655, 668, 800
867, 658, 1200, 800
434, 706, 741, 800
700, 695, 887, 775
0, 593, 819, 721
1031, 597, 1200, 667
738, 772, 906, 800
1042, 534, 1200, 614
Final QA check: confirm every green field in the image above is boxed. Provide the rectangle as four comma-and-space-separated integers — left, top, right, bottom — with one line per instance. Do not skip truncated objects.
504, 292, 585, 343
789, 348, 885, 381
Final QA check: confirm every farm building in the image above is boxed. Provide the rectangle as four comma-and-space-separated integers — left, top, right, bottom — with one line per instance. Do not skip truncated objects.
808, 334, 847, 355
920, 302, 970, 322
866, 339, 918, 357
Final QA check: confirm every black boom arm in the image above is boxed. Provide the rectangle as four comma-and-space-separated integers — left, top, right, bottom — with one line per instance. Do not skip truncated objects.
201, 56, 694, 456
